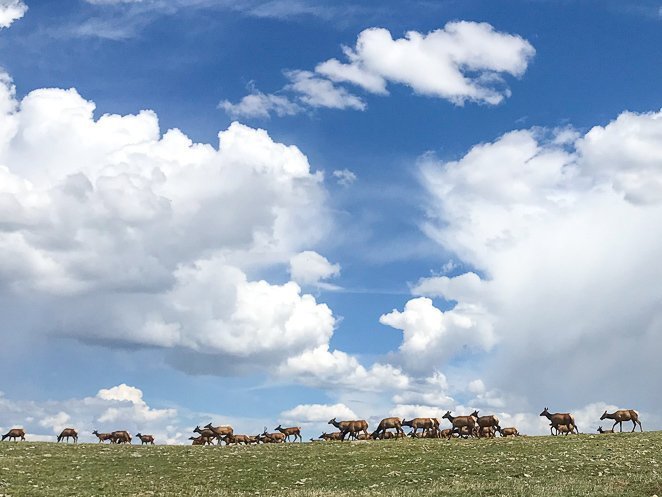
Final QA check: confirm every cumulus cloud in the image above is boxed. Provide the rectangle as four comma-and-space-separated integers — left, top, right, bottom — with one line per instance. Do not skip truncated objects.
219, 89, 302, 119
280, 403, 357, 424
289, 250, 340, 287
332, 168, 357, 187
221, 21, 534, 118
0, 0, 27, 28
417, 109, 662, 412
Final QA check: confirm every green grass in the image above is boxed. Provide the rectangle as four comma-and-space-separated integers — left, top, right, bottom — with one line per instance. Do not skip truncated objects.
0, 432, 661, 496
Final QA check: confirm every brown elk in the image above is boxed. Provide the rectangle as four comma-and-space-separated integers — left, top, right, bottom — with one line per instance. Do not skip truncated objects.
600, 409, 642, 433
439, 428, 454, 440
111, 431, 132, 444
204, 423, 233, 440
553, 424, 574, 436
261, 428, 286, 443
372, 417, 404, 439
92, 430, 113, 443
471, 410, 501, 434
194, 426, 220, 444
189, 435, 212, 445
57, 428, 78, 443
275, 425, 302, 442
224, 434, 252, 445
1, 428, 25, 442
499, 427, 519, 437
478, 426, 496, 438
597, 426, 613, 434
319, 431, 343, 441
402, 418, 438, 438
540, 408, 578, 435
328, 418, 369, 441
443, 411, 477, 437
135, 433, 155, 445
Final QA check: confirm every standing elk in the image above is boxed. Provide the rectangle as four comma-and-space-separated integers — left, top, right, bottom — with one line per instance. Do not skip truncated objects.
224, 434, 253, 445
599, 409, 642, 433
275, 425, 302, 442
92, 430, 113, 443
499, 427, 519, 437
204, 423, 233, 442
111, 431, 132, 444
1, 428, 25, 442
372, 417, 405, 439
135, 433, 155, 445
439, 428, 454, 440
540, 408, 578, 435
402, 418, 439, 438
57, 428, 78, 443
194, 426, 220, 445
443, 411, 477, 438
597, 426, 613, 434
553, 424, 574, 436
471, 411, 501, 435
328, 418, 369, 441
189, 435, 212, 445
478, 426, 496, 438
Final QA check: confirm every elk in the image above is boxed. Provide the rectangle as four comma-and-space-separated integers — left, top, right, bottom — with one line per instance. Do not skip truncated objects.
189, 435, 211, 446
478, 426, 496, 438
443, 411, 477, 437
402, 418, 438, 438
224, 434, 252, 445
328, 418, 369, 441
319, 431, 343, 441
57, 428, 78, 443
439, 428, 454, 440
111, 431, 132, 444
275, 425, 302, 442
135, 433, 155, 445
599, 409, 642, 433
597, 426, 613, 434
539, 408, 578, 435
372, 417, 404, 439
92, 430, 113, 443
499, 427, 519, 437
1, 428, 25, 442
553, 424, 574, 436
261, 428, 286, 443
194, 426, 220, 445
471, 410, 501, 434
204, 423, 233, 440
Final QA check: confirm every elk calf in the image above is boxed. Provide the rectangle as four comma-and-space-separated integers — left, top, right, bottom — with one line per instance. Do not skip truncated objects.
499, 427, 519, 437
136, 433, 155, 445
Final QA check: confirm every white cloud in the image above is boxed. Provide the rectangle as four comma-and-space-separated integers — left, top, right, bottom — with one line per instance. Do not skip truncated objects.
219, 90, 302, 119
332, 168, 357, 187
285, 70, 365, 110
316, 21, 535, 105
289, 250, 340, 287
418, 109, 662, 411
39, 411, 71, 434
0, 0, 27, 29
280, 403, 357, 424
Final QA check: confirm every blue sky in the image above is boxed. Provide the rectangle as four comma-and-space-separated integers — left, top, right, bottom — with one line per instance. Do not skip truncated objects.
1, 0, 662, 442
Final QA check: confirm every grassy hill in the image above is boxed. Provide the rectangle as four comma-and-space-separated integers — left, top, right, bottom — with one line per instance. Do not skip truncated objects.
0, 432, 660, 496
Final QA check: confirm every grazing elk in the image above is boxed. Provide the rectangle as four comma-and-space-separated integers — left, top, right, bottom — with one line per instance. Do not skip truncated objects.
111, 431, 132, 444
1, 428, 25, 442
443, 411, 477, 438
135, 433, 155, 445
597, 426, 613, 434
204, 423, 233, 441
275, 425, 302, 442
471, 410, 502, 434
328, 418, 369, 441
600, 409, 642, 433
194, 426, 220, 445
372, 417, 405, 439
402, 418, 439, 438
92, 430, 113, 443
499, 427, 519, 437
57, 428, 78, 443
540, 408, 578, 435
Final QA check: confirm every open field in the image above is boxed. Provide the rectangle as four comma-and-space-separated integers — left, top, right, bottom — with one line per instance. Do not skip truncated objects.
0, 432, 661, 497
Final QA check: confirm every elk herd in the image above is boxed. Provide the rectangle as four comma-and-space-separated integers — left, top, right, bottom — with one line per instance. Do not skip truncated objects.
0, 408, 644, 445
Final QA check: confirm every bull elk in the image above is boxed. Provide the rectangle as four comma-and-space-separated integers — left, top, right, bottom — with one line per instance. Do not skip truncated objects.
540, 407, 578, 435
135, 433, 155, 445
92, 430, 113, 443
600, 409, 643, 433
443, 411, 477, 437
402, 418, 438, 438
372, 417, 405, 439
1, 428, 25, 442
275, 425, 302, 442
499, 427, 519, 437
57, 428, 78, 443
471, 410, 501, 434
328, 418, 369, 441
597, 426, 613, 434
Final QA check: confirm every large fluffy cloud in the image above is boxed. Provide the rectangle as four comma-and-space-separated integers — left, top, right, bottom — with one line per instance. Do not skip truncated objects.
416, 109, 662, 414
0, 0, 26, 28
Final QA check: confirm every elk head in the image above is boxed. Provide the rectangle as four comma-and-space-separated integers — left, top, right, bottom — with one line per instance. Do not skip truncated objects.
600, 410, 608, 420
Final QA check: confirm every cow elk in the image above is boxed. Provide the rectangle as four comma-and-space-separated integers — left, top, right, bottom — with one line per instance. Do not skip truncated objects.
111, 431, 132, 444
472, 411, 501, 434
136, 433, 155, 445
540, 408, 578, 435
204, 423, 233, 440
328, 418, 369, 441
92, 430, 113, 443
275, 425, 302, 442
402, 418, 438, 438
599, 409, 643, 433
443, 411, 477, 437
1, 428, 25, 442
372, 417, 405, 439
57, 428, 78, 443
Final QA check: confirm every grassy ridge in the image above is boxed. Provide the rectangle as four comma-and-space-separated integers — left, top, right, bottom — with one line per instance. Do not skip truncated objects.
0, 432, 661, 497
